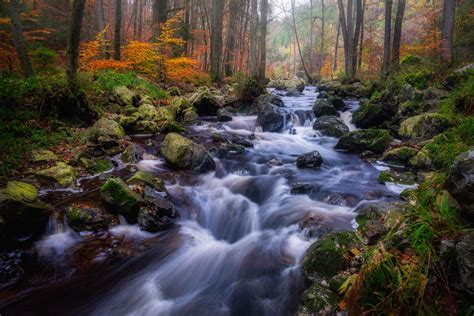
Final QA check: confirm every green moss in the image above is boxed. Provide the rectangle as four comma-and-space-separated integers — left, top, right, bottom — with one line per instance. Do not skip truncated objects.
398, 113, 452, 140
378, 170, 416, 185
127, 171, 166, 191
6, 181, 38, 202
335, 129, 393, 154
35, 162, 76, 186
402, 71, 433, 89
382, 147, 418, 165
66, 207, 93, 227
80, 158, 114, 175
100, 178, 142, 222
400, 54, 423, 65
302, 282, 338, 314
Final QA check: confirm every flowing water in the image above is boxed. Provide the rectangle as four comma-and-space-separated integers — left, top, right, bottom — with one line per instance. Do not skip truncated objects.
2, 87, 402, 315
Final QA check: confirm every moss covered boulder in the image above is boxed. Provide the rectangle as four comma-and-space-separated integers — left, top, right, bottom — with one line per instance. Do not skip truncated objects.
446, 150, 474, 217
189, 86, 221, 116
313, 99, 337, 117
382, 146, 418, 165
0, 181, 51, 238
313, 115, 349, 137
352, 101, 392, 129
160, 133, 215, 173
256, 104, 290, 132
32, 149, 58, 163
87, 118, 125, 143
35, 162, 76, 186
127, 171, 166, 191
303, 231, 362, 278
335, 129, 393, 155
66, 205, 113, 232
398, 113, 452, 140
113, 86, 137, 106
409, 147, 432, 170
300, 281, 338, 315
172, 97, 198, 125
100, 178, 142, 223
80, 158, 114, 175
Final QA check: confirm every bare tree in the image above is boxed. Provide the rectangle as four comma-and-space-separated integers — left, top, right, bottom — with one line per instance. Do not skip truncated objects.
210, 0, 224, 81
257, 0, 269, 82
153, 0, 168, 38
114, 0, 122, 60
10, 0, 33, 77
337, 0, 363, 79
382, 0, 392, 77
291, 0, 312, 82
249, 0, 258, 77
391, 0, 406, 69
67, 0, 86, 88
441, 0, 455, 65
225, 0, 240, 76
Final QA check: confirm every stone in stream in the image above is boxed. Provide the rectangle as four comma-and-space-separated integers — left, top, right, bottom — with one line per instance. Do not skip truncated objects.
313, 115, 349, 138
122, 143, 146, 164
87, 118, 125, 143
100, 178, 142, 223
296, 151, 323, 169
79, 158, 114, 175
313, 99, 338, 117
189, 86, 221, 116
335, 129, 393, 155
0, 181, 51, 238
382, 146, 418, 166
127, 171, 166, 192
398, 113, 452, 140
160, 133, 216, 173
328, 95, 347, 111
251, 94, 284, 114
35, 162, 76, 187
256, 104, 290, 132
352, 100, 392, 129
290, 182, 318, 195
138, 186, 177, 232
217, 108, 233, 122
445, 150, 474, 217
66, 205, 113, 232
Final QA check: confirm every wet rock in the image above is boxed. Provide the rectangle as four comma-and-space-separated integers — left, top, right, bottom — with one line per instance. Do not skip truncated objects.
299, 214, 333, 239
313, 99, 337, 117
378, 170, 417, 185
335, 129, 393, 155
409, 147, 432, 170
217, 108, 233, 122
137, 206, 172, 232
122, 143, 146, 164
382, 146, 418, 165
0, 181, 51, 238
32, 149, 58, 163
87, 118, 125, 143
213, 143, 246, 158
79, 158, 114, 175
172, 97, 198, 124
239, 77, 267, 103
290, 182, 318, 195
268, 78, 305, 92
303, 231, 362, 278
352, 101, 392, 129
231, 135, 254, 148
456, 232, 474, 294
267, 158, 284, 166
127, 171, 166, 191
328, 95, 346, 111
296, 151, 323, 169
300, 281, 338, 315
66, 205, 111, 232
190, 86, 221, 116
294, 110, 315, 125
256, 104, 290, 132
113, 86, 138, 106
251, 94, 284, 114
318, 91, 330, 99
313, 115, 349, 138
100, 178, 142, 223
285, 88, 303, 97
35, 162, 76, 186
143, 187, 176, 218
446, 150, 474, 216
160, 133, 216, 173
398, 113, 452, 140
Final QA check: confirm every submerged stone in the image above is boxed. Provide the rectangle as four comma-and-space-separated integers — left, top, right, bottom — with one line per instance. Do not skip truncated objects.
296, 151, 323, 169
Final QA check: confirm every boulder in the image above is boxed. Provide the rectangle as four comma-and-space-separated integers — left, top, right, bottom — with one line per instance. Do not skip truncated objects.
335, 129, 393, 155
313, 115, 349, 138
160, 133, 216, 173
66, 205, 112, 232
100, 178, 142, 222
113, 86, 137, 106
167, 86, 181, 96
138, 187, 176, 232
328, 95, 346, 111
378, 170, 417, 185
352, 101, 392, 129
35, 162, 76, 186
301, 281, 338, 315
398, 113, 452, 140
290, 182, 318, 195
189, 86, 221, 116
79, 158, 114, 175
0, 181, 51, 238
409, 147, 432, 170
122, 143, 146, 164
256, 104, 290, 132
446, 150, 474, 216
299, 214, 334, 239
138, 206, 172, 232
382, 146, 418, 166
87, 118, 125, 143
32, 149, 58, 163
313, 99, 337, 117
303, 231, 362, 278
217, 108, 233, 122
296, 151, 323, 169
456, 232, 474, 294
127, 171, 166, 192
251, 94, 284, 114
238, 77, 266, 103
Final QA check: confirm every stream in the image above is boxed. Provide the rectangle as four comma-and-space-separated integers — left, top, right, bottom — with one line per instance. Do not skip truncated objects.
1, 87, 403, 315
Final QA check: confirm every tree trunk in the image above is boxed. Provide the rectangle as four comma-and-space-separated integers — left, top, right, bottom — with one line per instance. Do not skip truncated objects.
352, 0, 362, 73
153, 0, 168, 38
249, 0, 258, 77
441, 0, 455, 65
391, 0, 405, 69
291, 0, 312, 82
224, 0, 240, 76
67, 0, 86, 89
96, 0, 106, 33
358, 0, 366, 70
333, 16, 340, 73
382, 0, 392, 77
137, 0, 143, 40
257, 0, 268, 82
337, 0, 361, 79
114, 0, 122, 60
319, 0, 325, 75
10, 0, 33, 77
210, 0, 224, 81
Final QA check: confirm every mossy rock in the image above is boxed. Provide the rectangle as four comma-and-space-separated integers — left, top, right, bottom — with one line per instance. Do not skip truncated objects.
160, 133, 215, 173
408, 148, 432, 170
189, 86, 221, 116
0, 181, 51, 237
313, 115, 349, 138
335, 129, 393, 155
35, 162, 76, 186
66, 206, 112, 232
378, 170, 417, 185
313, 99, 337, 117
32, 149, 58, 163
80, 158, 114, 175
301, 282, 338, 315
352, 101, 391, 128
113, 86, 137, 106
127, 171, 166, 191
100, 178, 142, 223
398, 113, 452, 140
303, 231, 362, 278
161, 121, 187, 133
87, 118, 125, 143
382, 146, 418, 165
